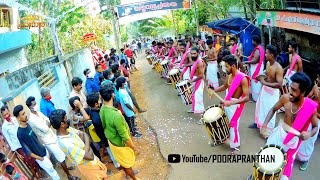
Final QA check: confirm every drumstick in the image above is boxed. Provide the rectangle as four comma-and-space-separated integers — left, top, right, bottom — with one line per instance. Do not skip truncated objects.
211, 90, 224, 102
280, 120, 301, 137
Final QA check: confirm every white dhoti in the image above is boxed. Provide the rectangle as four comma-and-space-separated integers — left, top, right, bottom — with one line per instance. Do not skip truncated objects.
183, 67, 190, 80
206, 61, 219, 89
192, 77, 204, 114
255, 85, 280, 136
250, 63, 263, 101
266, 124, 300, 180
224, 98, 241, 148
296, 121, 320, 162
266, 124, 300, 151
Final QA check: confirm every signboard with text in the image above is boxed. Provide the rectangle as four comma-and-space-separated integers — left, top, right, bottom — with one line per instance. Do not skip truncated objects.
116, 0, 191, 18
257, 11, 320, 35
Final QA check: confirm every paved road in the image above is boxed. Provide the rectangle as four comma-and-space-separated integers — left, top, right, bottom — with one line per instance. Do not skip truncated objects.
137, 54, 320, 180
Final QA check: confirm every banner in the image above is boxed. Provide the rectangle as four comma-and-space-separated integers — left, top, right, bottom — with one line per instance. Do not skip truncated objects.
257, 11, 320, 35
116, 0, 191, 18
119, 10, 169, 24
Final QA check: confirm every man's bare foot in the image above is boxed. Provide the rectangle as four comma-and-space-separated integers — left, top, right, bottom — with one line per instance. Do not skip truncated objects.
138, 109, 147, 113
125, 169, 139, 179
223, 139, 230, 145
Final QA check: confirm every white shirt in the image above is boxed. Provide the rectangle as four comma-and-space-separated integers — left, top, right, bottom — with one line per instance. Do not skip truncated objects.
1, 117, 22, 151
69, 89, 88, 108
28, 111, 57, 145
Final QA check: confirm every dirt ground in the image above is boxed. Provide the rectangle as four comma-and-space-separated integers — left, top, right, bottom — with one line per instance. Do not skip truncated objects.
104, 58, 171, 180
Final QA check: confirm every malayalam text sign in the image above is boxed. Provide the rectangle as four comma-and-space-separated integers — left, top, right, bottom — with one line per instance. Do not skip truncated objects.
257, 11, 320, 35
116, 0, 191, 18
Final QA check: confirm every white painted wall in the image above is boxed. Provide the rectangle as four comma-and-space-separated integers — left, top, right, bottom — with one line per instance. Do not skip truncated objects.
0, 48, 29, 74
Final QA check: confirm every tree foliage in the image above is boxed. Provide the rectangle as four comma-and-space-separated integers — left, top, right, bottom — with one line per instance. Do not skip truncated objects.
17, 0, 112, 63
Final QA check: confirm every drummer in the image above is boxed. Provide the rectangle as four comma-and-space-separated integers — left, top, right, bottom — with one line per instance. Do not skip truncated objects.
179, 42, 192, 81
261, 72, 318, 180
296, 71, 320, 171
205, 39, 219, 90
166, 41, 179, 85
187, 47, 206, 125
250, 45, 283, 138
213, 55, 250, 155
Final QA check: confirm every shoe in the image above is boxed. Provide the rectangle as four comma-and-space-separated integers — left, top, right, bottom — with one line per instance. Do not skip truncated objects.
133, 133, 142, 139
107, 169, 114, 176
300, 161, 309, 171
187, 109, 194, 113
248, 123, 258, 129
247, 175, 253, 180
197, 119, 203, 125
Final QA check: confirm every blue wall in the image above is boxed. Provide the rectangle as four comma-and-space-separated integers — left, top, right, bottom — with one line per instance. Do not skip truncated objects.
0, 30, 32, 54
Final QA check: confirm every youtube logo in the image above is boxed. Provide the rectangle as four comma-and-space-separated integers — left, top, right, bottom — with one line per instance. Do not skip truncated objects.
168, 154, 181, 163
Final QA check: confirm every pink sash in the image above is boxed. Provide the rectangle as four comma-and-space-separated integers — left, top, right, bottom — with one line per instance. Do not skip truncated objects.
282, 98, 317, 178
225, 72, 250, 143
168, 47, 176, 63
180, 42, 191, 76
248, 45, 265, 82
189, 58, 203, 111
152, 46, 157, 53
231, 45, 238, 55
287, 54, 300, 76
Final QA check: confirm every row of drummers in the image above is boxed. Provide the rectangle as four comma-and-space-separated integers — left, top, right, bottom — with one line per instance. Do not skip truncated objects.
146, 54, 194, 106
147, 52, 289, 180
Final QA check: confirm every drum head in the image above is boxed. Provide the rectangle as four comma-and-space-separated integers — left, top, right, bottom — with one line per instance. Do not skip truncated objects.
203, 107, 222, 122
169, 69, 179, 75
147, 55, 150, 58
161, 60, 169, 65
257, 146, 284, 174
176, 80, 188, 86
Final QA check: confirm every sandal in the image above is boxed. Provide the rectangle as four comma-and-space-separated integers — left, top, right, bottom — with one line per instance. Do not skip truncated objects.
231, 147, 240, 155
68, 175, 80, 180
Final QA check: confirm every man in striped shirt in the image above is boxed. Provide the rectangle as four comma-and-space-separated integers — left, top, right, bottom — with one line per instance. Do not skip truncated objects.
50, 109, 108, 179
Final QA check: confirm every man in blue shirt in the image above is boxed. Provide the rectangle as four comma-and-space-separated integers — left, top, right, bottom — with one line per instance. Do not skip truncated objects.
40, 87, 56, 117
94, 64, 103, 85
116, 77, 142, 138
83, 68, 100, 94
120, 48, 129, 69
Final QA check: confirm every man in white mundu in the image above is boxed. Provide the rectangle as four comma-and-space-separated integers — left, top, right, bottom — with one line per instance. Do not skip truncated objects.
179, 42, 191, 81
296, 74, 320, 171
213, 55, 250, 154
250, 45, 283, 134
187, 47, 205, 124
283, 41, 303, 86
260, 72, 318, 180
243, 35, 264, 102
205, 39, 219, 89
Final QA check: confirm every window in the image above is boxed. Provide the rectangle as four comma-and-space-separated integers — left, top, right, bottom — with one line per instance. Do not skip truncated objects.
0, 8, 12, 27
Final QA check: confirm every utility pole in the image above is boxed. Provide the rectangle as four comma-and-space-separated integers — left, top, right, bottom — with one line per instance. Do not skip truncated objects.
110, 0, 120, 53
193, 0, 199, 36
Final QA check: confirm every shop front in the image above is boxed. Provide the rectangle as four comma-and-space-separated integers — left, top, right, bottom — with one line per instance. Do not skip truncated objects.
257, 10, 320, 81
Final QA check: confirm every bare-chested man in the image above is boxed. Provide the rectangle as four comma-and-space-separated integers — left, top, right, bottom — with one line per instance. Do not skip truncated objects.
187, 47, 206, 125
205, 39, 219, 89
243, 35, 265, 102
260, 72, 318, 180
284, 41, 303, 86
179, 42, 192, 81
250, 45, 283, 137
296, 71, 320, 171
214, 55, 250, 154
